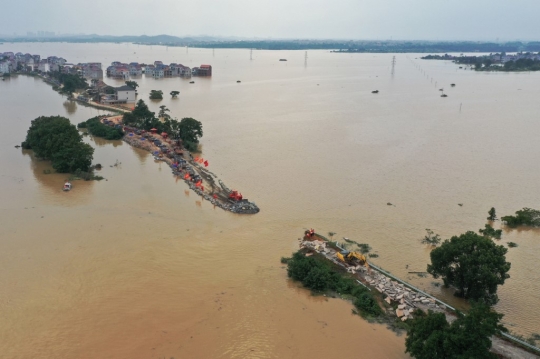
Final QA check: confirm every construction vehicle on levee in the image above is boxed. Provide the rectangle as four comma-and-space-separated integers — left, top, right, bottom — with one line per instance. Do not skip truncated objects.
336, 250, 369, 270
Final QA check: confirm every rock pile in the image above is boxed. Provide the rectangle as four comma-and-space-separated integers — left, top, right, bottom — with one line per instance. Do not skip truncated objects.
300, 237, 443, 321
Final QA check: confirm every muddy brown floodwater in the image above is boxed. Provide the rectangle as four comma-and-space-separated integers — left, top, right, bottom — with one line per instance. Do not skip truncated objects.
1, 43, 540, 358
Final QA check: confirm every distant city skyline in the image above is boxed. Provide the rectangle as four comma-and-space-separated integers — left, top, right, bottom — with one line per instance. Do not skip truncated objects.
1, 0, 540, 41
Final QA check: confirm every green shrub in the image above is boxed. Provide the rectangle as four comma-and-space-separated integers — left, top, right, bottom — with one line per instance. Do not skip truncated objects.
78, 117, 124, 140
502, 208, 540, 228
479, 224, 502, 239
354, 292, 383, 316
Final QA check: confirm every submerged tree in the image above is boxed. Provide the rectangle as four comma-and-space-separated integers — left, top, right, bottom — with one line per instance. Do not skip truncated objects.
427, 231, 510, 305
170, 90, 180, 98
487, 207, 497, 221
501, 208, 540, 228
479, 224, 502, 240
149, 90, 163, 100
422, 229, 441, 247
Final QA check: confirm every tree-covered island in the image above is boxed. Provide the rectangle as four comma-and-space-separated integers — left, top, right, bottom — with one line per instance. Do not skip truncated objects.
21, 116, 95, 174
422, 52, 540, 71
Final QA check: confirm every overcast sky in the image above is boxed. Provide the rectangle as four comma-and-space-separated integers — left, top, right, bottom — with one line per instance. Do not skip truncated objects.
2, 0, 539, 41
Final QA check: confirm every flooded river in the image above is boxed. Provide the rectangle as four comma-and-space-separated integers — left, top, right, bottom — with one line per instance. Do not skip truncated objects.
1, 43, 539, 358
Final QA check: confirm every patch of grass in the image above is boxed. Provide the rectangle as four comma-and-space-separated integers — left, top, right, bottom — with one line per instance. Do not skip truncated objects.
507, 242, 518, 248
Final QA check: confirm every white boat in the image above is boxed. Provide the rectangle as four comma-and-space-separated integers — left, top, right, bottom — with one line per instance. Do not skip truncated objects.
63, 182, 72, 191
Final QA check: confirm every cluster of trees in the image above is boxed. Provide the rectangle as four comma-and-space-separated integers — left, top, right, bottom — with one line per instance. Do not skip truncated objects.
427, 231, 510, 305
125, 80, 139, 90
77, 117, 124, 140
405, 303, 506, 359
422, 54, 540, 71
286, 251, 382, 317
21, 116, 94, 173
149, 90, 163, 100
503, 58, 540, 71
122, 100, 203, 151
479, 224, 502, 239
49, 71, 88, 94
502, 208, 540, 227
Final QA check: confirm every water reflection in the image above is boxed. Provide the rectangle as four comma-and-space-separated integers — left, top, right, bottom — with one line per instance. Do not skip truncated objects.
124, 146, 147, 164
22, 150, 94, 205
63, 99, 77, 115
88, 135, 123, 148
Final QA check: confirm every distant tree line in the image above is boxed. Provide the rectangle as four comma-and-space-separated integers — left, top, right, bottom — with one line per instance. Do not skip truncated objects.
4, 35, 540, 52
194, 41, 540, 53
422, 53, 540, 71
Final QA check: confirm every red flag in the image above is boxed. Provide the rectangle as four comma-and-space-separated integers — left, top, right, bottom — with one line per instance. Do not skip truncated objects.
204, 160, 209, 167
213, 194, 217, 199
195, 181, 202, 187
194, 156, 200, 162
201, 186, 204, 191
198, 158, 204, 164
184, 173, 190, 180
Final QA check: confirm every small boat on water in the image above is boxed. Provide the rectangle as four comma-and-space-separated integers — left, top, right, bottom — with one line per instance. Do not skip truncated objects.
63, 181, 72, 191
441, 94, 448, 98
279, 59, 287, 61
189, 81, 195, 84
372, 90, 379, 94
451, 83, 456, 87
237, 80, 241, 83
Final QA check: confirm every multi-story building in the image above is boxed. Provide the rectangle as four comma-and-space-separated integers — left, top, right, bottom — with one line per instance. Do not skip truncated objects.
80, 63, 103, 79
38, 60, 48, 73
0, 61, 10, 74
198, 64, 212, 76
101, 85, 136, 104
129, 62, 142, 76
115, 85, 136, 103
145, 65, 155, 76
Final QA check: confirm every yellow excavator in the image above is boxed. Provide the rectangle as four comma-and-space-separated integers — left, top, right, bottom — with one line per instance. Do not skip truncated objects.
336, 250, 369, 269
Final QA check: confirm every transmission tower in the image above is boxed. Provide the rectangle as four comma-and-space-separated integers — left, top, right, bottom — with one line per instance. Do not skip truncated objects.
391, 56, 396, 75
250, 48, 253, 60
304, 51, 308, 66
